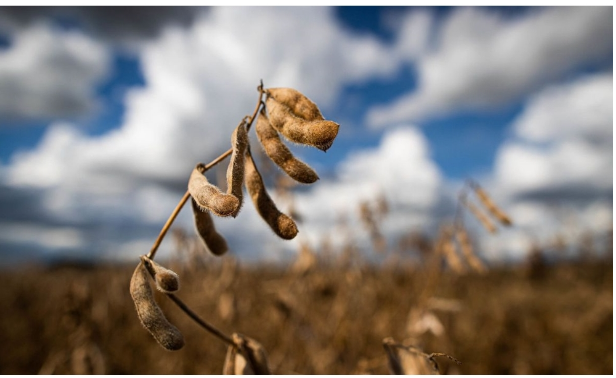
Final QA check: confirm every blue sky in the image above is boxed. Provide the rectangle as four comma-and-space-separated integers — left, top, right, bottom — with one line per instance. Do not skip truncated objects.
0, 6, 612, 266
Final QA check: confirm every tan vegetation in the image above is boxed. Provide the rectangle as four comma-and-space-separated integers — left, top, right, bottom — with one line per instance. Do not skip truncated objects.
0, 255, 610, 374
2, 81, 610, 375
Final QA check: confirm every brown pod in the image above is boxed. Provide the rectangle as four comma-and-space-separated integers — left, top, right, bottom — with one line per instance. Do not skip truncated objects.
256, 109, 319, 184
462, 199, 497, 234
191, 198, 229, 256
383, 338, 441, 375
223, 343, 242, 375
232, 333, 271, 375
440, 227, 466, 274
471, 183, 512, 226
141, 255, 180, 293
455, 226, 487, 274
266, 87, 324, 121
266, 97, 339, 152
245, 147, 298, 240
129, 263, 185, 351
188, 165, 239, 217
226, 123, 248, 217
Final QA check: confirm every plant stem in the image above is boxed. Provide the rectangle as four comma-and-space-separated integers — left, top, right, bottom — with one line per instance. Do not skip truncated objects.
166, 293, 235, 346
147, 83, 265, 260
147, 191, 191, 260
142, 81, 266, 348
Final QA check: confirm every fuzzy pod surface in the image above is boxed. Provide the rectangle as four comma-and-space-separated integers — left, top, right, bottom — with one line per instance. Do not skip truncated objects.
188, 165, 239, 217
226, 123, 248, 217
256, 109, 319, 184
266, 87, 324, 121
191, 198, 229, 256
244, 147, 298, 240
232, 333, 271, 375
141, 255, 180, 293
130, 263, 185, 351
266, 97, 339, 152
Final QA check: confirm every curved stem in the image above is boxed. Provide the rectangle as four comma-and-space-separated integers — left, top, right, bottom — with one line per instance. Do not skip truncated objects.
141, 82, 266, 348
147, 191, 190, 260
146, 84, 265, 260
166, 293, 235, 346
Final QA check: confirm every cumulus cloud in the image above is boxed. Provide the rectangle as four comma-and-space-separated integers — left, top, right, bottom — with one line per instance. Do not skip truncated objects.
0, 6, 205, 46
0, 7, 406, 262
474, 72, 613, 262
368, 6, 612, 126
293, 127, 443, 249
0, 22, 110, 121
7, 7, 399, 190
494, 72, 612, 201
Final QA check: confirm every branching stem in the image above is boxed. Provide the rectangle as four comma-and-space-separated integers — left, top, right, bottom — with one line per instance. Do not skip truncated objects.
143, 80, 266, 346
166, 293, 235, 346
147, 82, 265, 260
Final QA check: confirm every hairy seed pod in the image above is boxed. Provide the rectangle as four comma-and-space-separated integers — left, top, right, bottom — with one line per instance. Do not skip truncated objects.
226, 123, 248, 217
266, 97, 339, 152
256, 109, 319, 184
232, 333, 271, 375
266, 87, 324, 121
440, 227, 466, 274
383, 338, 441, 375
189, 165, 239, 217
245, 147, 298, 240
383, 338, 404, 375
130, 263, 185, 351
455, 226, 487, 274
462, 199, 497, 234
471, 183, 512, 226
141, 255, 180, 293
223, 343, 241, 375
191, 198, 228, 256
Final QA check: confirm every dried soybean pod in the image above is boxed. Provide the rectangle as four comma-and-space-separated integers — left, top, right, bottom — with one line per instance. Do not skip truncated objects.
266, 97, 339, 152
232, 333, 271, 375
226, 122, 248, 217
130, 263, 185, 351
188, 165, 239, 217
440, 227, 466, 274
455, 226, 487, 274
191, 198, 228, 256
223, 344, 240, 375
256, 109, 319, 184
462, 199, 497, 234
141, 255, 180, 293
383, 338, 404, 375
471, 182, 512, 226
245, 147, 298, 240
266, 87, 324, 121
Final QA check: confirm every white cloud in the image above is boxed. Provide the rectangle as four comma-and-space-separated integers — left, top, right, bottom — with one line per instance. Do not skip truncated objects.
393, 8, 434, 61
0, 22, 110, 120
368, 6, 612, 126
2, 7, 611, 265
512, 72, 613, 144
0, 8, 406, 261
0, 222, 85, 250
294, 126, 443, 249
494, 73, 613, 199
473, 72, 613, 262
6, 7, 401, 192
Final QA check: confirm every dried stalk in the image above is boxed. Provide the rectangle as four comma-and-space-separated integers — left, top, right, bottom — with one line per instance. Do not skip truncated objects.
142, 81, 266, 346
147, 82, 265, 261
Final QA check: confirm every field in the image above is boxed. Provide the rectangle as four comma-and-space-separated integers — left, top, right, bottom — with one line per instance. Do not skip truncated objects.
0, 253, 611, 374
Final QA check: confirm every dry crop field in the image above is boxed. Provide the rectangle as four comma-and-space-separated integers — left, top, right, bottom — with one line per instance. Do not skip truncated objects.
0, 253, 611, 375
0, 85, 612, 375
